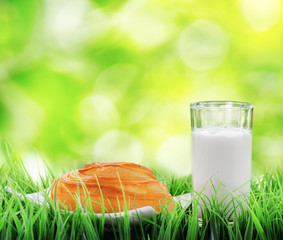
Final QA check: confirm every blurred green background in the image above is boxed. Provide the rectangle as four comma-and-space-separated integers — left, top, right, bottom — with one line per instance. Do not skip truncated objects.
0, 0, 283, 179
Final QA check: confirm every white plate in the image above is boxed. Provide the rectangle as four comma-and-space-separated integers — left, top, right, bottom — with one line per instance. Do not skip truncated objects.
5, 186, 191, 226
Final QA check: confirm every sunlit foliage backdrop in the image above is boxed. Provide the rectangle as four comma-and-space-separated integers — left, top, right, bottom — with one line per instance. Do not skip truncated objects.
0, 0, 283, 178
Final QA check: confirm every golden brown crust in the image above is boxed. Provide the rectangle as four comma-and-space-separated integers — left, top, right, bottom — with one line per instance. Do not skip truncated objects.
50, 162, 175, 213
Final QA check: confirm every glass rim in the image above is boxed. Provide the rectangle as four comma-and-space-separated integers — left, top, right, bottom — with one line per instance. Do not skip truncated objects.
190, 101, 254, 110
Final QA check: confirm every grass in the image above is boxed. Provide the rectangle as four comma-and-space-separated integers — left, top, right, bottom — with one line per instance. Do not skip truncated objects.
0, 142, 282, 240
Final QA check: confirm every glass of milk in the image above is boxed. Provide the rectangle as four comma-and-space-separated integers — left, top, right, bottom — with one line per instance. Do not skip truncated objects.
190, 101, 253, 218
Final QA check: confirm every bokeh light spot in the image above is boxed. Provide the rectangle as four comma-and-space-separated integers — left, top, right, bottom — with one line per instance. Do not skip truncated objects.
126, 99, 152, 125
1, 85, 45, 145
44, 0, 90, 50
258, 137, 283, 169
79, 94, 120, 132
240, 0, 282, 31
118, 0, 171, 46
178, 20, 229, 71
94, 64, 138, 102
93, 129, 143, 163
22, 152, 46, 182
44, 0, 112, 51
245, 71, 283, 98
141, 127, 169, 151
157, 134, 191, 176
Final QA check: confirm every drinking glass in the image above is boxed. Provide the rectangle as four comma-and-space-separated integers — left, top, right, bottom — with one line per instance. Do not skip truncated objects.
190, 101, 253, 217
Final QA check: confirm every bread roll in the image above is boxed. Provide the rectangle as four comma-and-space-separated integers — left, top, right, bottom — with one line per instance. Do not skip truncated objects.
50, 162, 175, 213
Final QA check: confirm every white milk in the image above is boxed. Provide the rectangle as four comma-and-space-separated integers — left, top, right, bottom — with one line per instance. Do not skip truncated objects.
192, 127, 252, 216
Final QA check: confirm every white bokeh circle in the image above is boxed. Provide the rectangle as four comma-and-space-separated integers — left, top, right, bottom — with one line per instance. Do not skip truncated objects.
118, 0, 171, 46
178, 20, 229, 71
94, 64, 138, 102
157, 134, 191, 176
79, 94, 120, 132
93, 129, 143, 163
240, 0, 282, 31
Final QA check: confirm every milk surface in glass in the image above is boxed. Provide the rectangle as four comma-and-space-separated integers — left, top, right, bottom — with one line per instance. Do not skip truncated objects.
192, 127, 252, 212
